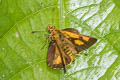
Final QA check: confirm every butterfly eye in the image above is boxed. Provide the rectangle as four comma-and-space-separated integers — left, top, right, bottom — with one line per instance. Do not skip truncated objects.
51, 29, 53, 31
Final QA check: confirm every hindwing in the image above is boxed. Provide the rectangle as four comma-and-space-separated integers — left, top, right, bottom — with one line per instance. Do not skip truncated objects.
47, 41, 74, 69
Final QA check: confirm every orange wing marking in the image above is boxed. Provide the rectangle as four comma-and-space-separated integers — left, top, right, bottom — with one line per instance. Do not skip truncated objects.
61, 31, 79, 38
74, 40, 84, 45
82, 36, 89, 41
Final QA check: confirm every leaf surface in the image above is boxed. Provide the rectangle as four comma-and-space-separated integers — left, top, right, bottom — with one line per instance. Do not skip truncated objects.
0, 0, 120, 80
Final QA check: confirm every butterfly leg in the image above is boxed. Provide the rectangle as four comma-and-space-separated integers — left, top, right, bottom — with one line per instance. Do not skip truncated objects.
40, 34, 50, 50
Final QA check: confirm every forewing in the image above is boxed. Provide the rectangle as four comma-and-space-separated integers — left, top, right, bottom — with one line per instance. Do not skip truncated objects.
61, 28, 97, 53
63, 28, 79, 34
74, 34, 97, 53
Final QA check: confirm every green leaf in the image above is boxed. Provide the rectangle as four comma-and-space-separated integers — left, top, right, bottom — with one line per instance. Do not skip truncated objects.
0, 0, 120, 80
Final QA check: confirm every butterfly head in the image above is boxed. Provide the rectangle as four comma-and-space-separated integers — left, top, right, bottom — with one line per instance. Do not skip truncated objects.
47, 24, 56, 33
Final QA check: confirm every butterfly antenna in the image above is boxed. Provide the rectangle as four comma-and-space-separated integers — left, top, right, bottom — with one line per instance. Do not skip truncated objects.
56, 43, 67, 73
64, 64, 67, 73
32, 31, 46, 34
52, 8, 55, 25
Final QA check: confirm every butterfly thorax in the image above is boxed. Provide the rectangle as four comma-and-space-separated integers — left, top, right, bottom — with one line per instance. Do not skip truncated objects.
47, 25, 60, 41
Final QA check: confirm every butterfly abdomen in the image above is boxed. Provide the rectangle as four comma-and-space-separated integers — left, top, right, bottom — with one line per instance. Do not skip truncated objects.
63, 46, 74, 62
64, 46, 72, 55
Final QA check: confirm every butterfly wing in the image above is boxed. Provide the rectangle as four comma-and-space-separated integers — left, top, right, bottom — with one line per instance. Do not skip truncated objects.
47, 41, 72, 69
61, 28, 97, 54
